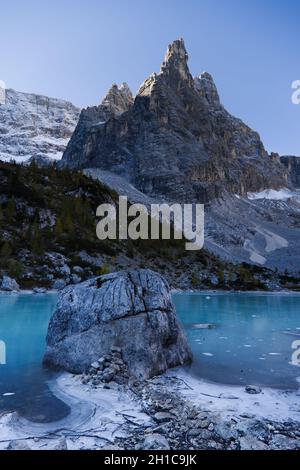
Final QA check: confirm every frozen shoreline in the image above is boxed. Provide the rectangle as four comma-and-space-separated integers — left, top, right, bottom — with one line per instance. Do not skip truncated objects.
0, 368, 299, 450
2, 287, 300, 297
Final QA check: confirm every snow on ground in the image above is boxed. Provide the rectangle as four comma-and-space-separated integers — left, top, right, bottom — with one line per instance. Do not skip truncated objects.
165, 368, 300, 423
247, 188, 300, 201
0, 367, 299, 450
0, 372, 151, 450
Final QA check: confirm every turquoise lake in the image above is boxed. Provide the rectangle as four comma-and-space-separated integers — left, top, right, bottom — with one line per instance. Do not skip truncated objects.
174, 292, 300, 390
0, 293, 69, 422
0, 292, 300, 422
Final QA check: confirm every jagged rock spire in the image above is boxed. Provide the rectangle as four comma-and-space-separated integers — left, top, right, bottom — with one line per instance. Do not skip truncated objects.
138, 38, 194, 96
101, 82, 134, 116
160, 38, 194, 85
194, 72, 220, 106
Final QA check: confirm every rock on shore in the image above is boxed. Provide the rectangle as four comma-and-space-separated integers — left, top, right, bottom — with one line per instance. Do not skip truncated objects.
43, 269, 192, 379
0, 275, 20, 292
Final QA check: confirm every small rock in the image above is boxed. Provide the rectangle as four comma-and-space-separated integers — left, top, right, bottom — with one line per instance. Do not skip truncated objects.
111, 346, 122, 354
71, 274, 81, 285
199, 419, 209, 429
240, 413, 255, 419
154, 412, 174, 423
73, 266, 84, 274
91, 361, 100, 370
245, 385, 262, 395
53, 437, 68, 450
52, 279, 67, 290
143, 434, 170, 450
114, 358, 124, 366
7, 440, 31, 450
197, 411, 208, 420
92, 377, 101, 386
56, 264, 71, 276
114, 376, 127, 385
102, 370, 115, 383
33, 287, 47, 294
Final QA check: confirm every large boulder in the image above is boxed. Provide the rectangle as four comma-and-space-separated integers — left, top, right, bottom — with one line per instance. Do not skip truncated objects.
43, 269, 192, 379
0, 275, 20, 292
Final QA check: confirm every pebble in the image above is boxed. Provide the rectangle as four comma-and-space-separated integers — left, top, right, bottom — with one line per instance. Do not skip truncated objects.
245, 385, 262, 395
154, 412, 174, 423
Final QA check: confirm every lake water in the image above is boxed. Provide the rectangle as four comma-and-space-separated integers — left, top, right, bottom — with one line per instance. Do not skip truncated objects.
174, 292, 300, 390
0, 291, 300, 423
0, 293, 69, 422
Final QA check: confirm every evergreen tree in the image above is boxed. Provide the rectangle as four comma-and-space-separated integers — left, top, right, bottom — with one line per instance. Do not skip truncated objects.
6, 198, 16, 223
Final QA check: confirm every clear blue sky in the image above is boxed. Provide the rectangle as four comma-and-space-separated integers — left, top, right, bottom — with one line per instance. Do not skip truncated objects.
1, 0, 299, 155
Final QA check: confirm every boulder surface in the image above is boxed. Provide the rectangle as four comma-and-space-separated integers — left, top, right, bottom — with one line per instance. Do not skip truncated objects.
0, 276, 20, 292
44, 269, 192, 379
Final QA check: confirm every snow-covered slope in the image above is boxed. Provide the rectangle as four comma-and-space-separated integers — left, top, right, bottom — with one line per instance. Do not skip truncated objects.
0, 89, 80, 163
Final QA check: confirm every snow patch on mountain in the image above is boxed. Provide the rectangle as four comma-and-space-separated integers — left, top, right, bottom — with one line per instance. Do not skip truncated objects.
0, 89, 80, 163
247, 188, 300, 201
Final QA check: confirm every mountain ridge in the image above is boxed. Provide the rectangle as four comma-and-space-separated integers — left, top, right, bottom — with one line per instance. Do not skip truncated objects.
0, 88, 80, 163
61, 38, 288, 202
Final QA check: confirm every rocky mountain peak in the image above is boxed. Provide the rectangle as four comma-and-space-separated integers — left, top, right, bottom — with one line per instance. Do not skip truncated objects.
194, 72, 220, 106
61, 38, 288, 202
58, 82, 134, 169
138, 39, 192, 97
101, 82, 133, 116
160, 38, 194, 86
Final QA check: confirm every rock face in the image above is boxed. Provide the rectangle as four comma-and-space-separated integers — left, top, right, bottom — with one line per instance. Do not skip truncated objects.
280, 156, 300, 187
0, 89, 80, 163
43, 269, 192, 379
60, 83, 133, 169
61, 39, 287, 202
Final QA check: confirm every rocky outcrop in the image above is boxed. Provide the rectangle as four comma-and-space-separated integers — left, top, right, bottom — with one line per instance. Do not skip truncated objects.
43, 269, 192, 379
61, 39, 288, 202
60, 83, 133, 169
0, 275, 20, 292
280, 156, 300, 187
0, 89, 80, 163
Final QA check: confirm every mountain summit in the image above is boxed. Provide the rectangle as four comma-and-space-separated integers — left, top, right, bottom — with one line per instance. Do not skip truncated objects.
61, 39, 287, 202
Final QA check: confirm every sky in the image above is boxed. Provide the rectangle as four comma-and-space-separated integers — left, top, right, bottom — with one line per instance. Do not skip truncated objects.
0, 0, 299, 155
